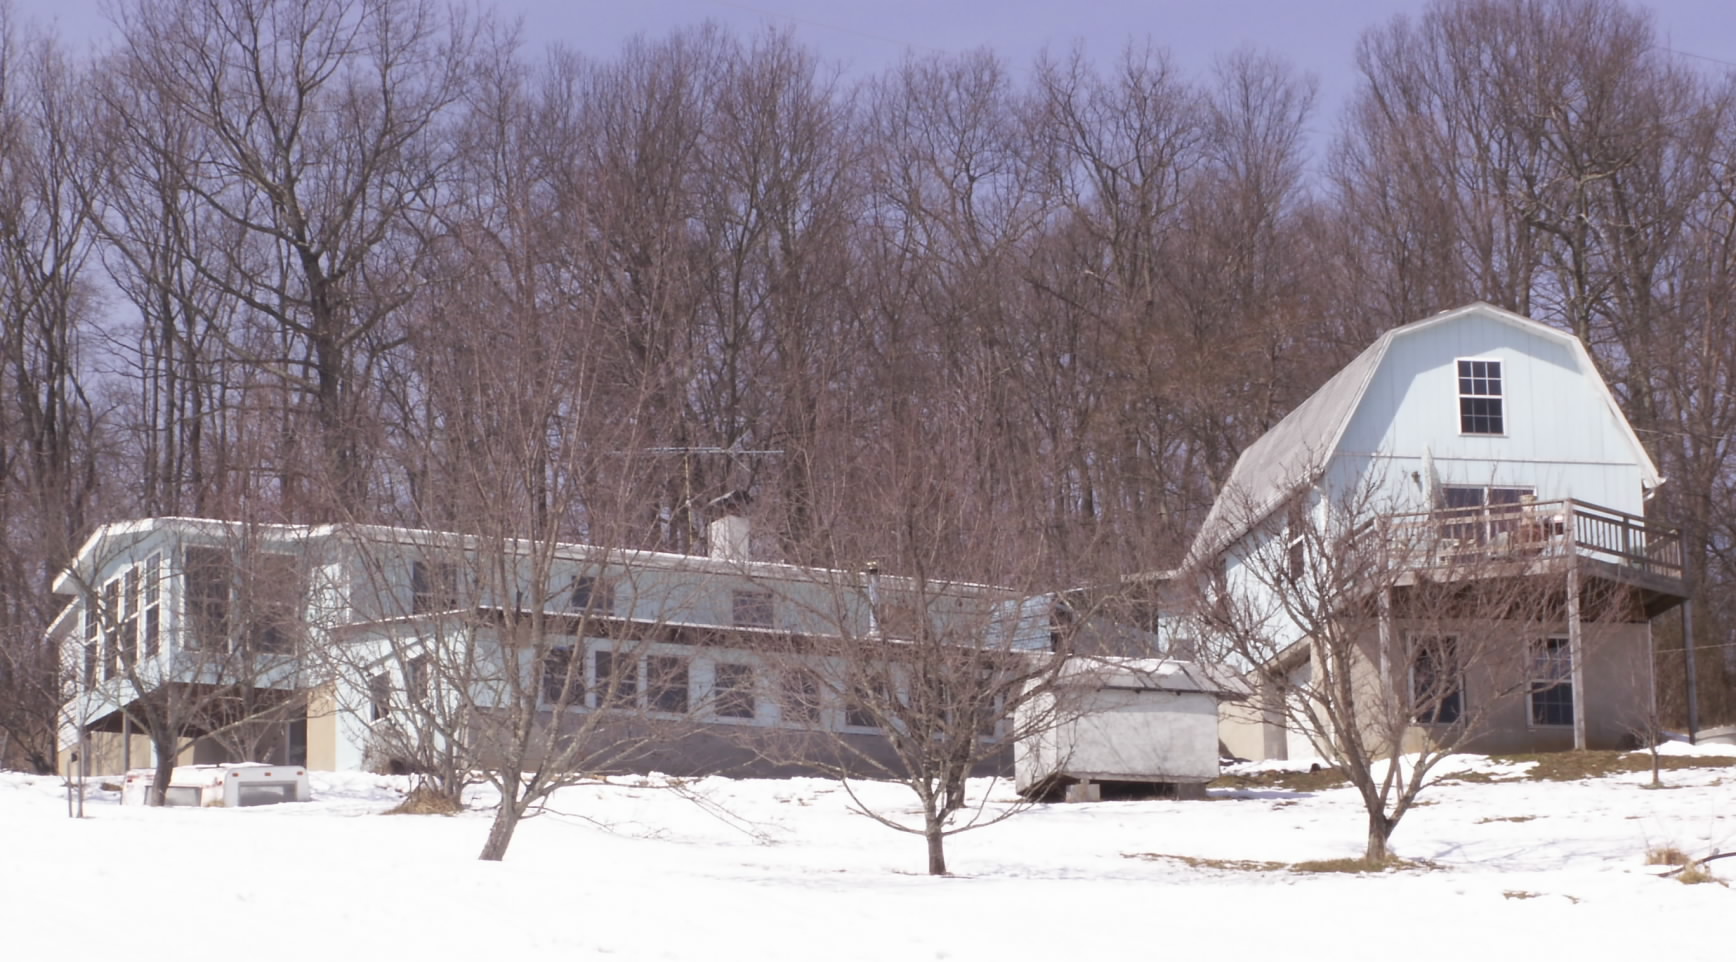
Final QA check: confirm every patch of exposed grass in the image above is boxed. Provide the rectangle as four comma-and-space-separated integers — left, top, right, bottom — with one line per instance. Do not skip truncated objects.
1437, 771, 1498, 784
1123, 853, 1287, 872
1677, 862, 1722, 886
1128, 851, 1436, 875
1646, 844, 1691, 866
1289, 855, 1415, 874
1211, 766, 1349, 793
1476, 815, 1538, 824
384, 785, 464, 816
1502, 890, 1540, 900
1488, 751, 1736, 782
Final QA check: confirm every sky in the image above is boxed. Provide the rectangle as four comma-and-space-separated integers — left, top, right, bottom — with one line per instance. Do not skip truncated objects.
16, 0, 1736, 155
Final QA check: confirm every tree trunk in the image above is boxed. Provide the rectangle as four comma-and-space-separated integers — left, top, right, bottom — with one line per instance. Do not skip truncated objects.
479, 801, 524, 861
1365, 811, 1392, 862
925, 817, 948, 876
150, 736, 176, 807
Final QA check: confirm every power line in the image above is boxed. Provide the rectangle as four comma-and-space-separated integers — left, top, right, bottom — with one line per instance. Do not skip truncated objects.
703, 0, 946, 56
1658, 42, 1736, 71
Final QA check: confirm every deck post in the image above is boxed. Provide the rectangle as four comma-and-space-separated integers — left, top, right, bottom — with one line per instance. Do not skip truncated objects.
1564, 508, 1588, 751
1566, 561, 1587, 751
1681, 597, 1699, 744
1377, 587, 1394, 714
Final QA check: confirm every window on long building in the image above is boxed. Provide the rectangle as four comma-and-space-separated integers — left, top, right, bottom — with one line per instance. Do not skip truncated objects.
712, 662, 756, 719
184, 547, 231, 651
648, 655, 689, 714
593, 649, 638, 709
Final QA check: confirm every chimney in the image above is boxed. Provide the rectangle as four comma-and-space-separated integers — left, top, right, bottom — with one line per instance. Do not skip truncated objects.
706, 490, 752, 562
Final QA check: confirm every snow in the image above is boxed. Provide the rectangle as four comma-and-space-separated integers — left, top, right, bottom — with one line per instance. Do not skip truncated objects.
3, 748, 1731, 960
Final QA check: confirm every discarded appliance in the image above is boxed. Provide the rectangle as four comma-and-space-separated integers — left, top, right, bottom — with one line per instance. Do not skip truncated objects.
121, 763, 311, 807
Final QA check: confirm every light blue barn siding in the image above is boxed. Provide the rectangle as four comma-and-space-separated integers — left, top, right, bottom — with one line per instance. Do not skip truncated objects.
1334, 308, 1647, 514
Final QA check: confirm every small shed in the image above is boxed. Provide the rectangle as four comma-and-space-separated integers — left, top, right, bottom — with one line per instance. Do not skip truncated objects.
1016, 658, 1245, 801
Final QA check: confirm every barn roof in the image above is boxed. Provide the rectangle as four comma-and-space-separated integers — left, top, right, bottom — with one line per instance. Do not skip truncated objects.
1182, 302, 1661, 569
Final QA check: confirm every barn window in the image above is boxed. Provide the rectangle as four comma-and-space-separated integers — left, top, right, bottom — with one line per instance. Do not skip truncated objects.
1457, 359, 1504, 435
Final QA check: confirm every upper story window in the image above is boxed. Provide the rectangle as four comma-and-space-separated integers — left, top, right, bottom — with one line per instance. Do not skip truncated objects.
732, 590, 774, 629
1457, 359, 1504, 435
568, 575, 615, 615
185, 546, 305, 653
411, 559, 461, 614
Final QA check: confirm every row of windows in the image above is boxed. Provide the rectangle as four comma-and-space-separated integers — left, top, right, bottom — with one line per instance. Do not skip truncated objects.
408, 561, 778, 629
1411, 635, 1575, 728
79, 547, 307, 687
534, 648, 867, 728
366, 644, 1000, 739
82, 555, 162, 685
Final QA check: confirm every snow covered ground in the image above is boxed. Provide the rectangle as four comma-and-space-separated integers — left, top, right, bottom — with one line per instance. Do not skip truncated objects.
4, 745, 1730, 960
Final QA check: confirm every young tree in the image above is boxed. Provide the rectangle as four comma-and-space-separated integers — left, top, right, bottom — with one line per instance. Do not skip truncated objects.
1192, 479, 1564, 861
756, 566, 1089, 877
737, 391, 1120, 876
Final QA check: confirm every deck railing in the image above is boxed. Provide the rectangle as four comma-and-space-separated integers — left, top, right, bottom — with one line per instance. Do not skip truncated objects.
1381, 499, 1682, 580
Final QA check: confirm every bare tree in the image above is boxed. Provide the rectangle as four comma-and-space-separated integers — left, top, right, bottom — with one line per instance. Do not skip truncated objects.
0, 9, 104, 773
735, 386, 1121, 876
1192, 477, 1565, 861
105, 0, 494, 513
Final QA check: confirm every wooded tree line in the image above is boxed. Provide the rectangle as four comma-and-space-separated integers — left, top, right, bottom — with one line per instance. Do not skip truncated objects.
3, 0, 1735, 771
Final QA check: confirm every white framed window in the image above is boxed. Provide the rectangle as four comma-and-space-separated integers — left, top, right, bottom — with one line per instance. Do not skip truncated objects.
1529, 637, 1574, 727
82, 604, 98, 686
184, 546, 230, 650
540, 645, 580, 706
142, 553, 161, 658
1410, 634, 1463, 725
587, 646, 691, 715
843, 678, 887, 731
647, 654, 690, 714
732, 590, 774, 628
592, 648, 639, 709
779, 668, 823, 727
711, 662, 757, 719
101, 579, 121, 679
411, 559, 461, 614
406, 655, 431, 706
368, 673, 392, 721
1283, 499, 1307, 582
1441, 485, 1533, 544
568, 575, 614, 615
121, 567, 140, 668
1456, 358, 1505, 435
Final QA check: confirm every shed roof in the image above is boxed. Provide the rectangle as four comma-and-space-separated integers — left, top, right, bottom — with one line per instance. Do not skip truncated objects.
1055, 657, 1248, 698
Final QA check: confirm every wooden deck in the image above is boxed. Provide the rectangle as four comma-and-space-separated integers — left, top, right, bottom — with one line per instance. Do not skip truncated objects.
1385, 498, 1679, 576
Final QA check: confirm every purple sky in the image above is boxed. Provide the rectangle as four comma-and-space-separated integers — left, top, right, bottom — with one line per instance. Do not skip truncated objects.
18, 0, 1736, 155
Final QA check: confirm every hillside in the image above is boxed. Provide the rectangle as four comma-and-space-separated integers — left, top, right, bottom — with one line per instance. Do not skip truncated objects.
4, 744, 1730, 959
